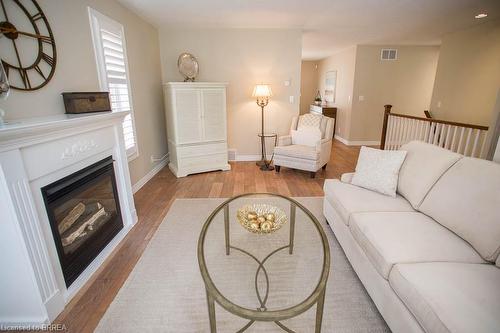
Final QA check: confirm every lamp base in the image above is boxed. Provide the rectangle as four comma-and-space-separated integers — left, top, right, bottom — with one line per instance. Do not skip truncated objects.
259, 162, 274, 171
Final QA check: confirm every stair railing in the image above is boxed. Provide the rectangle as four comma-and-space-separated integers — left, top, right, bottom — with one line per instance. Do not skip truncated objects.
380, 105, 489, 158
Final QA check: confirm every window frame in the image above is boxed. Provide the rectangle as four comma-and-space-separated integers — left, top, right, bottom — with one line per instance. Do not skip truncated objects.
88, 7, 139, 161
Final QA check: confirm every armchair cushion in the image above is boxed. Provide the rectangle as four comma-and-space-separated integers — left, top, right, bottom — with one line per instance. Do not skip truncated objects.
291, 127, 321, 147
273, 144, 320, 161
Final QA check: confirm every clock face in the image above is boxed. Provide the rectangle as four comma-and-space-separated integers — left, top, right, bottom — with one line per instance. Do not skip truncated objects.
0, 0, 56, 91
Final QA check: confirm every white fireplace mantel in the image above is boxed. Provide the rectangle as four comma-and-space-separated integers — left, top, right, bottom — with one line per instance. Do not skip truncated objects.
0, 112, 137, 326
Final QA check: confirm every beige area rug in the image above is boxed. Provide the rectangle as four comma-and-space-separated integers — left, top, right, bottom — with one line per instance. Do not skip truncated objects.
95, 198, 390, 332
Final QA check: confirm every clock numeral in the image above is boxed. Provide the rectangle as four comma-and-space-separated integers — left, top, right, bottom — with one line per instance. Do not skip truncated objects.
40, 35, 53, 44
34, 65, 46, 80
2, 62, 9, 77
42, 53, 54, 67
18, 68, 31, 89
31, 12, 44, 21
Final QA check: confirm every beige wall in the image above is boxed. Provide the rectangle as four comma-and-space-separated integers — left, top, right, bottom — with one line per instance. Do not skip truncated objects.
350, 45, 439, 142
300, 61, 318, 114
0, 0, 167, 185
317, 47, 357, 139
158, 28, 302, 156
430, 19, 500, 126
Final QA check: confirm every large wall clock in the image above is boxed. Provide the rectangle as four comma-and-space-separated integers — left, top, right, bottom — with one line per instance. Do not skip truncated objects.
0, 0, 56, 91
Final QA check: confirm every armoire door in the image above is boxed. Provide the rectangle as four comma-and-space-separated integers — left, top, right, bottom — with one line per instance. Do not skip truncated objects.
174, 89, 202, 144
201, 88, 226, 142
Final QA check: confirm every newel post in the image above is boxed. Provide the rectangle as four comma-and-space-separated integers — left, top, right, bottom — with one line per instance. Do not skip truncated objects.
380, 105, 392, 149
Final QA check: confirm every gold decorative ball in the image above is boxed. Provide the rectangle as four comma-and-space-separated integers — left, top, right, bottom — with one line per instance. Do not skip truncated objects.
257, 216, 266, 224
250, 222, 260, 230
265, 213, 275, 222
261, 221, 272, 232
247, 212, 258, 221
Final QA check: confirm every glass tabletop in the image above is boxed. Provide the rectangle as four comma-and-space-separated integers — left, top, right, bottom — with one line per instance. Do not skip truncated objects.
198, 193, 330, 319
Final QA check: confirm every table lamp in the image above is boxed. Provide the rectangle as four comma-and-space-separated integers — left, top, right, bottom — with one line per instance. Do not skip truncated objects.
252, 84, 273, 171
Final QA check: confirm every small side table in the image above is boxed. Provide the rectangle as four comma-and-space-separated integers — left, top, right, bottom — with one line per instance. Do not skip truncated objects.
256, 133, 278, 171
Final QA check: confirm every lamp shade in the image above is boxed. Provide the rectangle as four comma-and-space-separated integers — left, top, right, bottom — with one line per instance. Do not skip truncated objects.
252, 84, 272, 98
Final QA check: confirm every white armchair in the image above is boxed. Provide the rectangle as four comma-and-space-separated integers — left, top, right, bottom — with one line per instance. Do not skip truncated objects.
274, 113, 335, 178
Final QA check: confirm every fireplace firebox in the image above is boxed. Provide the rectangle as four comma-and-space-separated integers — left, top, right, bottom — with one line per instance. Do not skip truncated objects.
41, 156, 123, 287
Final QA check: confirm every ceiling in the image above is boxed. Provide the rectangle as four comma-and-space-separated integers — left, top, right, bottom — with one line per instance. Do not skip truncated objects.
117, 0, 500, 60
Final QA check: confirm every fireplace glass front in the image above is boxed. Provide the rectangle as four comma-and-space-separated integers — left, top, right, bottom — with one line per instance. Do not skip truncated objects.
41, 156, 123, 287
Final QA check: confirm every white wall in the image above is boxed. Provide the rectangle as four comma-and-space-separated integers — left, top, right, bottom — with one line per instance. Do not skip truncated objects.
300, 61, 319, 114
350, 45, 440, 142
159, 28, 302, 156
0, 0, 167, 185
317, 47, 357, 140
430, 19, 500, 126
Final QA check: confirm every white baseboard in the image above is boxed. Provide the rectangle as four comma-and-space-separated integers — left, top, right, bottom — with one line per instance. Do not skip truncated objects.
334, 135, 380, 146
233, 154, 272, 162
132, 158, 168, 193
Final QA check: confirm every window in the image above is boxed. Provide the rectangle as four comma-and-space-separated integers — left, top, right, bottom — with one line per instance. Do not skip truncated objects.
88, 8, 138, 159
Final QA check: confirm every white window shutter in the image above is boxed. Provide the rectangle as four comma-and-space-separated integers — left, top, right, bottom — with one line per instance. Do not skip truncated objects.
88, 8, 138, 158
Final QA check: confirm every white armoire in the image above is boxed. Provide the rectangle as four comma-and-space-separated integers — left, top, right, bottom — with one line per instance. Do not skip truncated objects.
163, 82, 231, 177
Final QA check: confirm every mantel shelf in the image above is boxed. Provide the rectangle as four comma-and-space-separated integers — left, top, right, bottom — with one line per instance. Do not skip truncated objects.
0, 111, 129, 152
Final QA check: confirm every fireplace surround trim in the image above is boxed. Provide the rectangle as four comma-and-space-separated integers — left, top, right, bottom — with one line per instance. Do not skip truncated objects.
0, 112, 137, 326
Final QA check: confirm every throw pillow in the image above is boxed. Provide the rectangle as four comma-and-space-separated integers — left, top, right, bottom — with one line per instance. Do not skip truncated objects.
291, 126, 322, 147
351, 146, 407, 197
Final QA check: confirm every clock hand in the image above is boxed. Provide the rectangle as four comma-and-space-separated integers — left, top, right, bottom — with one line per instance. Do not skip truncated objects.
0, 27, 50, 42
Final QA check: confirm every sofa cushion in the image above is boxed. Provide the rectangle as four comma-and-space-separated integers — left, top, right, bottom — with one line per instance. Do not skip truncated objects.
419, 157, 500, 262
389, 263, 500, 333
349, 212, 485, 279
274, 144, 319, 161
397, 141, 462, 209
323, 179, 414, 226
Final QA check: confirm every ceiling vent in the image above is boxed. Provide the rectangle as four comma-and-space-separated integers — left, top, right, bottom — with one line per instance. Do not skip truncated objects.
381, 48, 397, 61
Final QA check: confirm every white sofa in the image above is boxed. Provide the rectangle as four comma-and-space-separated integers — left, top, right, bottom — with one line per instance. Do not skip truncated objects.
323, 141, 500, 333
274, 113, 334, 178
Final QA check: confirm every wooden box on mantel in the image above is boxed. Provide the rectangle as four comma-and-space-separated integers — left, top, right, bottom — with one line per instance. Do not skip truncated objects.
62, 92, 111, 114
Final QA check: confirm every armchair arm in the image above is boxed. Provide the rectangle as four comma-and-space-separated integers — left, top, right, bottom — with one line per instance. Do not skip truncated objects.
315, 138, 331, 152
277, 135, 292, 146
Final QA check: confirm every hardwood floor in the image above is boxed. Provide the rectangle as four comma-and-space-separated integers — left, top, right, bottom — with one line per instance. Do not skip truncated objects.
48, 140, 361, 332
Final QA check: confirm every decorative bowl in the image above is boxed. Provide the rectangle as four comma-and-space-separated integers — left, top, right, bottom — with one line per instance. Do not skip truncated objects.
236, 204, 287, 234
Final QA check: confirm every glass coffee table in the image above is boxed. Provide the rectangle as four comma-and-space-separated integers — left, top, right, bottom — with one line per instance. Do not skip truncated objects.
198, 193, 330, 332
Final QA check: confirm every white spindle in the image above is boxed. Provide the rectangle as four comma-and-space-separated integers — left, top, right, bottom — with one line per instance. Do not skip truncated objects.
438, 124, 446, 147
417, 120, 424, 141
479, 130, 487, 158
463, 128, 473, 156
433, 123, 441, 145
386, 116, 394, 149
444, 125, 452, 149
428, 122, 434, 144
424, 122, 431, 143
451, 126, 458, 152
471, 129, 480, 158
396, 117, 404, 149
457, 127, 465, 154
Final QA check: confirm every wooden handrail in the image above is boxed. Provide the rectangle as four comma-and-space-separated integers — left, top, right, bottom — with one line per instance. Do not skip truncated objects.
387, 112, 489, 131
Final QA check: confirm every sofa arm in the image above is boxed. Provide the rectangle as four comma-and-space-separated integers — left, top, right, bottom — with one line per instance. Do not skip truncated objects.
277, 135, 292, 146
340, 172, 355, 183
